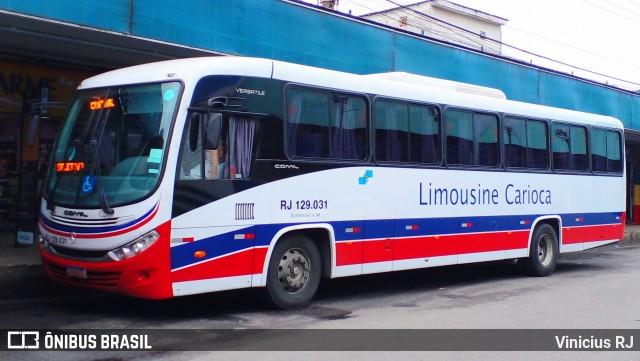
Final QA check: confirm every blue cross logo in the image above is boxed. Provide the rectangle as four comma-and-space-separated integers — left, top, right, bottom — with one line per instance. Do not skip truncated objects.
358, 170, 373, 185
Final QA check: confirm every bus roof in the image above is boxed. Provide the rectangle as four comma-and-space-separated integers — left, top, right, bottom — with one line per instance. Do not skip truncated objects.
364, 72, 507, 100
79, 56, 623, 130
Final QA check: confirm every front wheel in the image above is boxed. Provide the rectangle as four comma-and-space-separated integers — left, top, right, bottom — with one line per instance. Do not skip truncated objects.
263, 234, 321, 309
520, 224, 558, 277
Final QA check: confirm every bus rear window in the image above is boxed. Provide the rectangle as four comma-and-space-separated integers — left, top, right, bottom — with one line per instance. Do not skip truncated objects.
591, 128, 622, 173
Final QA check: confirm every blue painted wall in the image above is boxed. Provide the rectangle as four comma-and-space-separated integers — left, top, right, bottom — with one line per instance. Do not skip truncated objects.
2, 0, 638, 128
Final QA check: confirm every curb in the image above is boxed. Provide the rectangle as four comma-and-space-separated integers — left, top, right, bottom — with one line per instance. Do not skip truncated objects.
620, 229, 640, 247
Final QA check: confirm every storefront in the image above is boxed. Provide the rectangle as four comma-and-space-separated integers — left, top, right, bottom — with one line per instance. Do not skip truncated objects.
0, 60, 92, 232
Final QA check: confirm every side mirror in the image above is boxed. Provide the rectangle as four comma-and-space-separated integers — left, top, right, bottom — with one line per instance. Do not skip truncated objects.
204, 113, 222, 150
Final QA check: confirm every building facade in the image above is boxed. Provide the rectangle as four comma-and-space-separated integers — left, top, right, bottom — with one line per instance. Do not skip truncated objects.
361, 0, 507, 55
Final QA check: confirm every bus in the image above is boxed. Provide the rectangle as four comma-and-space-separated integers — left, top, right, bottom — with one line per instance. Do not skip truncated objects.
38, 57, 626, 309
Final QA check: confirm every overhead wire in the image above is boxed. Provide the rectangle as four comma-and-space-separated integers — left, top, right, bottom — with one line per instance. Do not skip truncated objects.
581, 0, 640, 23
346, 0, 640, 88
508, 25, 640, 71
602, 0, 640, 20
623, 0, 640, 8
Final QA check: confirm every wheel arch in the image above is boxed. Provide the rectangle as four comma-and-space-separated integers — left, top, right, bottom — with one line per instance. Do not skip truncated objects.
528, 216, 562, 251
258, 223, 335, 287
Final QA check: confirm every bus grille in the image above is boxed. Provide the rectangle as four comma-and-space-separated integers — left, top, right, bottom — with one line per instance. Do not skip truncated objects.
45, 262, 121, 288
50, 245, 109, 260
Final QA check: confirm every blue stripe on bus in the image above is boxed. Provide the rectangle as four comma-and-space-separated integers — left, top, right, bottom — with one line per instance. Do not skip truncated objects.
170, 226, 255, 270
169, 211, 623, 270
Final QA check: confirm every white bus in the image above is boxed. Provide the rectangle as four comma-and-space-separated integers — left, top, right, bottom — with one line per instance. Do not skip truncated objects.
38, 57, 626, 309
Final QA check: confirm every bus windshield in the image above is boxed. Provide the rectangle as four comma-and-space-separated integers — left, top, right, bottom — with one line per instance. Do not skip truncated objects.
43, 82, 182, 209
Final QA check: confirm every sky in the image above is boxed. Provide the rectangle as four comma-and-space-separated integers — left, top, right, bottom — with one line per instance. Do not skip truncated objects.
303, 0, 640, 90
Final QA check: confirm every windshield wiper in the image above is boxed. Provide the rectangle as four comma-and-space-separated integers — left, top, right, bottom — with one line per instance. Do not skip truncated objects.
90, 138, 113, 215
89, 94, 115, 215
80, 90, 115, 215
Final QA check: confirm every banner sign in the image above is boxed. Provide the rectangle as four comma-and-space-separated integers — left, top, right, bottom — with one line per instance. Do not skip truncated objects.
1, 329, 638, 351
0, 60, 91, 116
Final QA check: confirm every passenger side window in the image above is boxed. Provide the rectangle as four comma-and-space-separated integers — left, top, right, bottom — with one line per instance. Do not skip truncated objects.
286, 87, 367, 160
504, 117, 549, 170
446, 109, 498, 167
552, 123, 587, 172
374, 99, 440, 164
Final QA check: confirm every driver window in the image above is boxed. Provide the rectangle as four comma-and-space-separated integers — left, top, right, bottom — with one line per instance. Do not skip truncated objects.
179, 115, 257, 180
179, 115, 203, 180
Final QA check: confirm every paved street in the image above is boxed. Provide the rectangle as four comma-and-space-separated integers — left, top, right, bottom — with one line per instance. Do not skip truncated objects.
1, 243, 639, 360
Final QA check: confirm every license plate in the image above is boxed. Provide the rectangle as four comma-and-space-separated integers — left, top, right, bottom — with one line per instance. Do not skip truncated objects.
66, 266, 87, 279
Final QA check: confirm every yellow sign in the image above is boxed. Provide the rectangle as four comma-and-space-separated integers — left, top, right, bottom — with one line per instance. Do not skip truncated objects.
90, 98, 115, 110
56, 161, 85, 173
0, 60, 92, 116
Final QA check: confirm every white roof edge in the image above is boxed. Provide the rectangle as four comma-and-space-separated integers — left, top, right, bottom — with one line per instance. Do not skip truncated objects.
73, 56, 622, 130
365, 71, 507, 99
432, 0, 508, 25
78, 56, 275, 89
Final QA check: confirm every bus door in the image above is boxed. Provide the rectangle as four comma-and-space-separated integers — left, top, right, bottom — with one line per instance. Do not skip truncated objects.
172, 112, 261, 282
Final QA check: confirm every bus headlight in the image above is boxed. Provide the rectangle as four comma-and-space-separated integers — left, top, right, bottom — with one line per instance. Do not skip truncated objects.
38, 233, 50, 251
107, 230, 159, 261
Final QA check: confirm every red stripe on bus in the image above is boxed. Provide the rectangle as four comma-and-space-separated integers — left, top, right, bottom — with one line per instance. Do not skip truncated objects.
252, 247, 268, 275
562, 224, 624, 245
362, 239, 393, 264
335, 241, 364, 266
337, 230, 528, 266
171, 248, 254, 283
505, 230, 530, 250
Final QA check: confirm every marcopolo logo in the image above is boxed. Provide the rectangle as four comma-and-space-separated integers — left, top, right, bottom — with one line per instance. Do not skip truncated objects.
7, 331, 39, 349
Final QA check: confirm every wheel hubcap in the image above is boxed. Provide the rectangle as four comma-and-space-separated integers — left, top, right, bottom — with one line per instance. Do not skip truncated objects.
277, 248, 311, 294
537, 234, 553, 266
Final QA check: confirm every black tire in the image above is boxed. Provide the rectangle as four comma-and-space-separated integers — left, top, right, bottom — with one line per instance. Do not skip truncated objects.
263, 234, 321, 309
521, 223, 558, 277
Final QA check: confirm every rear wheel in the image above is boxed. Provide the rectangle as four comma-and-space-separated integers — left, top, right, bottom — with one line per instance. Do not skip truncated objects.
263, 234, 321, 309
521, 223, 558, 277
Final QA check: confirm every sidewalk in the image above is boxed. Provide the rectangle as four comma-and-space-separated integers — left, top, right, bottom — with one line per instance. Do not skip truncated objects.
0, 231, 41, 268
0, 230, 46, 299
620, 223, 640, 247
0, 224, 639, 297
